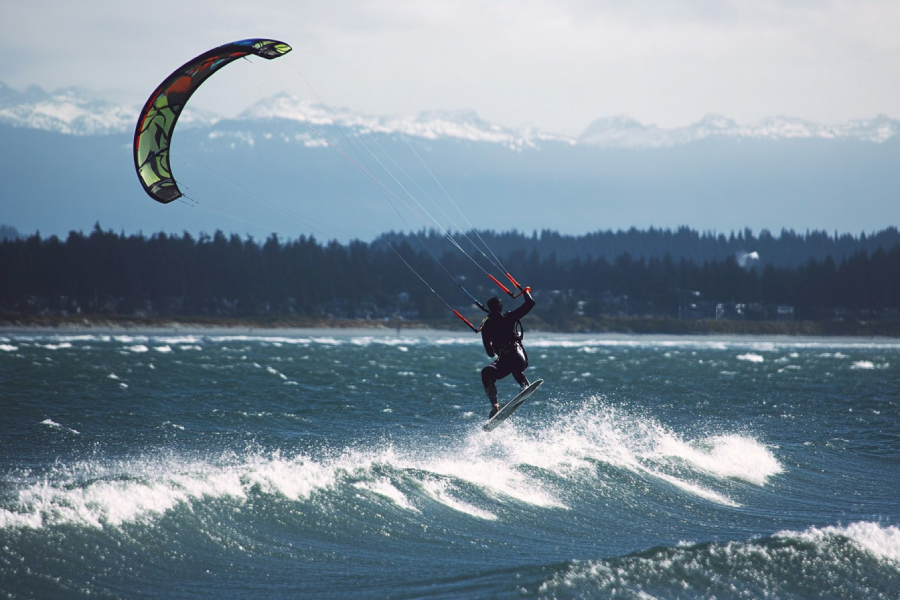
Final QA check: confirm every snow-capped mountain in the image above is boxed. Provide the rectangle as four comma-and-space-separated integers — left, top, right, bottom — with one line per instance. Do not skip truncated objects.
242, 94, 573, 150
0, 82, 136, 136
0, 82, 220, 136
2, 82, 896, 148
579, 113, 900, 148
0, 83, 569, 149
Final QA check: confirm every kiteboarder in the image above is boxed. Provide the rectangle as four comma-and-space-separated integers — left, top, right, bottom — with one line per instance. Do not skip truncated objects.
480, 289, 536, 418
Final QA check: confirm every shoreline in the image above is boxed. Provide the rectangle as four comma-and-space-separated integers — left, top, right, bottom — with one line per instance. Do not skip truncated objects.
2, 313, 899, 338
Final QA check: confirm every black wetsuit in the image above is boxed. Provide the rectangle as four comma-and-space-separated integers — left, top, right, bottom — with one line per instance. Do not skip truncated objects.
480, 291, 535, 407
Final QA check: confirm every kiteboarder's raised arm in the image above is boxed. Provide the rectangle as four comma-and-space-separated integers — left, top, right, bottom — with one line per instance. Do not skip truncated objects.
507, 289, 535, 321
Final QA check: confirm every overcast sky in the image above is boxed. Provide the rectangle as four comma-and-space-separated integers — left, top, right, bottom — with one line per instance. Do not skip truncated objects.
2, 0, 899, 135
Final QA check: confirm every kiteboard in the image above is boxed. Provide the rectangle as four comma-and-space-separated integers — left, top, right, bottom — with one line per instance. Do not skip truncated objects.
482, 379, 543, 432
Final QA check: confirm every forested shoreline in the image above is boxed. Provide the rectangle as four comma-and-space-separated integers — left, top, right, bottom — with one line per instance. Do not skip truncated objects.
382, 226, 900, 267
2, 224, 899, 333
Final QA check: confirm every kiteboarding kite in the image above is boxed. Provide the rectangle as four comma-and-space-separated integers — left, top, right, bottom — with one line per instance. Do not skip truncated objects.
133, 38, 292, 204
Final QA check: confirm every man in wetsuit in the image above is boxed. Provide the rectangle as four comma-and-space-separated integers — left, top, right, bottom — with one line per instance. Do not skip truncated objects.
480, 289, 535, 418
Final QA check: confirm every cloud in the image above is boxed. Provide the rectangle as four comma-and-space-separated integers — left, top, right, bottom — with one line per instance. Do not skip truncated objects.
2, 0, 898, 134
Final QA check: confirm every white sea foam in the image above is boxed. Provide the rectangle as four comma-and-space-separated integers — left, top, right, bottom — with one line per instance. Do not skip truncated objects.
420, 479, 496, 520
777, 522, 900, 563
40, 419, 79, 434
737, 353, 765, 363
632, 464, 738, 506
215, 335, 314, 345
265, 366, 288, 380
407, 440, 567, 510
0, 344, 18, 351
353, 478, 418, 512
241, 453, 336, 500
356, 397, 762, 511
154, 336, 203, 345
652, 434, 783, 486
490, 397, 781, 506
125, 345, 148, 353
850, 361, 876, 369
153, 345, 172, 353
434, 337, 477, 345
350, 336, 415, 347
1, 440, 547, 530
311, 440, 567, 516
0, 452, 337, 530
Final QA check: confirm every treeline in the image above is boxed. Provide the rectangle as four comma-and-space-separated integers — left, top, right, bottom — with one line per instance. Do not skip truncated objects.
383, 226, 900, 267
2, 224, 899, 323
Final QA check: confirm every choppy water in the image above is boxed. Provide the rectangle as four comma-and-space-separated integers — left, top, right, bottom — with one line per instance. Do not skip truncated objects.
1, 329, 898, 599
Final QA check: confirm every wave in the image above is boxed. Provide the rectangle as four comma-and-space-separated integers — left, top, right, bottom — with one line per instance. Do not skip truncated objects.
538, 522, 900, 599
0, 443, 559, 530
488, 397, 782, 506
2, 396, 780, 531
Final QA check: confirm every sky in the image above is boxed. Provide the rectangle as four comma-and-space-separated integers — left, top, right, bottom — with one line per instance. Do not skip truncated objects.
2, 0, 900, 136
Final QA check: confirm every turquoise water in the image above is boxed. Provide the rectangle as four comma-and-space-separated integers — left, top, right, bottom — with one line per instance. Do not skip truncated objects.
1, 330, 898, 598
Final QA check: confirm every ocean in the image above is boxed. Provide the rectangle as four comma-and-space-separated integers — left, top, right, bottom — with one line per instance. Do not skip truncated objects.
1, 329, 898, 599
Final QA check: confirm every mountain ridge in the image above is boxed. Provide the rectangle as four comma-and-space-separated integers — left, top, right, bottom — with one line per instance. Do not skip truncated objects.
1, 81, 896, 149
579, 113, 900, 148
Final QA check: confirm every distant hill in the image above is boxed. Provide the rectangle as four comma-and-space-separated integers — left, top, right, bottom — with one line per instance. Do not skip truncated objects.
1, 82, 898, 244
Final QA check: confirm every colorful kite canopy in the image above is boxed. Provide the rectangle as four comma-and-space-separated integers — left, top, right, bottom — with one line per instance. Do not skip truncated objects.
134, 39, 292, 204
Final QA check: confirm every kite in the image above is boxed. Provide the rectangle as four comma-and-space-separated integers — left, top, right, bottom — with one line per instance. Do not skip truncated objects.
133, 39, 292, 203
